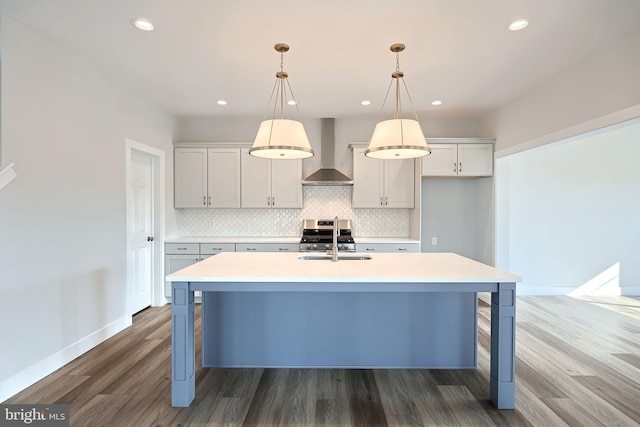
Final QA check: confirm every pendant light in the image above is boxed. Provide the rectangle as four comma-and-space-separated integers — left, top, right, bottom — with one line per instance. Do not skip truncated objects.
366, 43, 430, 159
250, 43, 315, 159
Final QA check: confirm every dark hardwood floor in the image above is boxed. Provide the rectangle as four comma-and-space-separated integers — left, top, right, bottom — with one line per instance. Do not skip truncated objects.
4, 295, 640, 426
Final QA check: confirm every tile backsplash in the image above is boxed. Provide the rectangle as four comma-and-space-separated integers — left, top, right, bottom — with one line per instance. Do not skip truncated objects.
176, 186, 409, 237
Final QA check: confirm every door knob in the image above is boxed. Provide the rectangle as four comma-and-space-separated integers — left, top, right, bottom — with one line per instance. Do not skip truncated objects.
147, 236, 154, 242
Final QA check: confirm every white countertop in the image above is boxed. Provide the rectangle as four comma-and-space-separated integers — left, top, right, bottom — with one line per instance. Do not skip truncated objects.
166, 236, 301, 244
165, 236, 419, 244
166, 252, 521, 284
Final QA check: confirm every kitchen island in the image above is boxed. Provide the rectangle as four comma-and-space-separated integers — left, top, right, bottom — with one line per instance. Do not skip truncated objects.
166, 252, 521, 409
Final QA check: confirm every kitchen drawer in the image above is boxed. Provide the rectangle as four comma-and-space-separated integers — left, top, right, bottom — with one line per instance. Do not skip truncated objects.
236, 243, 299, 252
200, 243, 236, 255
165, 243, 199, 255
356, 243, 419, 253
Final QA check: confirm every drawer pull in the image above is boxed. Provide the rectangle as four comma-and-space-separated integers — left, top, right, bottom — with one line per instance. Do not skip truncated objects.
246, 248, 256, 251
177, 247, 188, 251
398, 248, 408, 251
365, 248, 376, 251
279, 248, 289, 251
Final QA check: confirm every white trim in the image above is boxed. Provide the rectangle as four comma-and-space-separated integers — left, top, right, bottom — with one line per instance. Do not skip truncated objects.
0, 162, 17, 192
173, 141, 252, 149
516, 286, 640, 296
125, 139, 167, 316
0, 316, 130, 402
495, 103, 640, 158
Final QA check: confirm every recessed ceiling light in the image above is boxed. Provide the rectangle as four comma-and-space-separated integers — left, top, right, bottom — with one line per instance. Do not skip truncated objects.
216, 100, 228, 106
360, 100, 372, 106
287, 100, 297, 106
431, 100, 443, 106
509, 18, 529, 31
131, 18, 155, 31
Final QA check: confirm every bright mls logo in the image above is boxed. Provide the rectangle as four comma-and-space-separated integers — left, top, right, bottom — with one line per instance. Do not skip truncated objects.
0, 405, 69, 426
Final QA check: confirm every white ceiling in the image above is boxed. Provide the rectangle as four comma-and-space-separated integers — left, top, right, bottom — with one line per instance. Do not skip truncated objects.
1, 0, 639, 121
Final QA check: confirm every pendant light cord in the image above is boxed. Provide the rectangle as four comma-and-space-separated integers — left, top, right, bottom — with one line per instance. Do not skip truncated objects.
261, 47, 304, 122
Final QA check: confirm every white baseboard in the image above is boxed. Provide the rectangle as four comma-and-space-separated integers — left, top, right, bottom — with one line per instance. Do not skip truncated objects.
516, 286, 640, 296
516, 286, 573, 296
622, 287, 640, 296
0, 315, 131, 402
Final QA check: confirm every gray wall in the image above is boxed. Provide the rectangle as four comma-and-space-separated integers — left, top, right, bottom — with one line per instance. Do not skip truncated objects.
480, 27, 640, 296
0, 15, 176, 399
480, 27, 640, 153
495, 117, 640, 295
420, 178, 493, 265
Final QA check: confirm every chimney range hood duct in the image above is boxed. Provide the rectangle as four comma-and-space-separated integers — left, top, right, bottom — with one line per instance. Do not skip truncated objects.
302, 118, 353, 186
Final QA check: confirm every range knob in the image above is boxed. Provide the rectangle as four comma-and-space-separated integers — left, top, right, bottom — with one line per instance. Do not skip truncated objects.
306, 244, 312, 249
312, 244, 318, 250
324, 244, 331, 250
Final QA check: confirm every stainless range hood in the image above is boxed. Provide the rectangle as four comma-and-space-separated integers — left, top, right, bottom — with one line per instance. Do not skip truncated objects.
302, 118, 353, 186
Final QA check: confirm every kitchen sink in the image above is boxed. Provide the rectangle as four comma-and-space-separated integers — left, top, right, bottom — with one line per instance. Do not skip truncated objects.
297, 253, 372, 261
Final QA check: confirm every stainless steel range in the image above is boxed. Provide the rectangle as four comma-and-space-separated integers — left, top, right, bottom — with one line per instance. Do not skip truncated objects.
300, 219, 355, 252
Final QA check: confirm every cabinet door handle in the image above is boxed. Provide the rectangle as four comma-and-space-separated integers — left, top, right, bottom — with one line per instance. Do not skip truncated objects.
272, 196, 275, 206
385, 197, 388, 206
453, 162, 457, 173
459, 162, 462, 173
380, 197, 383, 206
208, 195, 212, 205
203, 196, 207, 206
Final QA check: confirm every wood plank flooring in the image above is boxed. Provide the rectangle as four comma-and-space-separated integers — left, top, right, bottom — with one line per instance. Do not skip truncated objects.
4, 295, 640, 426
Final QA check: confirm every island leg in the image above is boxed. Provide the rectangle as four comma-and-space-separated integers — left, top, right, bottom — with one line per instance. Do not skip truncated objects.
490, 282, 516, 409
171, 281, 195, 407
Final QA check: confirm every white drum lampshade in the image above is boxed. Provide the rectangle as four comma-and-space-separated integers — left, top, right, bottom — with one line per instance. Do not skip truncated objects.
250, 119, 314, 159
366, 118, 430, 159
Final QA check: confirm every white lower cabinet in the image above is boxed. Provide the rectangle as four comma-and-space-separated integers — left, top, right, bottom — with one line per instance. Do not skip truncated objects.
236, 243, 299, 252
356, 242, 420, 253
164, 242, 235, 298
200, 243, 236, 255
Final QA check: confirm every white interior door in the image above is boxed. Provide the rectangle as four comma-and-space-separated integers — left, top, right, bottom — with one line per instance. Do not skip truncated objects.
129, 151, 154, 313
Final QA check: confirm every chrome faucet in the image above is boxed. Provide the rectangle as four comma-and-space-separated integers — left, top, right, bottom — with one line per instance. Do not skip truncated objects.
330, 216, 339, 262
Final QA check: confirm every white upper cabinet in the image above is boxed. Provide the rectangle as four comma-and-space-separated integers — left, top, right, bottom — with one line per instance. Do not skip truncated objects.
352, 147, 415, 208
240, 149, 302, 208
174, 148, 207, 208
208, 149, 242, 207
174, 148, 241, 208
422, 140, 493, 177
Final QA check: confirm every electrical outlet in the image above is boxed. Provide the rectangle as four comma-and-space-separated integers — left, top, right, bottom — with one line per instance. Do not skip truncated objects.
431, 237, 438, 245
